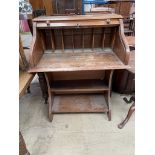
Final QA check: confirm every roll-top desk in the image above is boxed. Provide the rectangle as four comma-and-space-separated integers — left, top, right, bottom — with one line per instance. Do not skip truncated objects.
29, 14, 130, 122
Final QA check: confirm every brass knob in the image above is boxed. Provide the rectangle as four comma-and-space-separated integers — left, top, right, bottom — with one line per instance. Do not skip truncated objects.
77, 23, 80, 28
46, 21, 50, 26
106, 19, 111, 24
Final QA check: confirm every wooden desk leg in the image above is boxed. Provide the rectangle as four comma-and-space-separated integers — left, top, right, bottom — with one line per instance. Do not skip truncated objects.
118, 102, 135, 129
44, 73, 54, 122
105, 70, 114, 121
19, 131, 30, 155
38, 73, 48, 104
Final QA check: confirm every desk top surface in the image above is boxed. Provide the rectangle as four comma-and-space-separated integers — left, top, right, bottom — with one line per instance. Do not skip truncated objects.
29, 49, 129, 73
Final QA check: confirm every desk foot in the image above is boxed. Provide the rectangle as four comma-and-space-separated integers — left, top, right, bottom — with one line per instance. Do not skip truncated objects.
107, 110, 111, 121
49, 113, 53, 122
118, 103, 135, 129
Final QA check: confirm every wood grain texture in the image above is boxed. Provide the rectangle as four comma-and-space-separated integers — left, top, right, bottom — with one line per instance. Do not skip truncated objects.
126, 36, 135, 47
128, 51, 134, 73
43, 0, 53, 15
19, 36, 28, 70
29, 50, 129, 73
36, 20, 120, 28
33, 14, 123, 22
19, 71, 34, 98
52, 94, 109, 113
29, 0, 53, 15
112, 36, 135, 94
45, 73, 54, 121
29, 22, 44, 67
113, 19, 130, 65
47, 70, 105, 81
50, 79, 109, 94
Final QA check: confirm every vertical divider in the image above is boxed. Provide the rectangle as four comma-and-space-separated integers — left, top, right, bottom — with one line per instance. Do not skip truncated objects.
92, 28, 95, 52
72, 29, 74, 52
61, 29, 64, 52
82, 29, 84, 52
111, 27, 116, 49
102, 28, 105, 51
50, 29, 55, 52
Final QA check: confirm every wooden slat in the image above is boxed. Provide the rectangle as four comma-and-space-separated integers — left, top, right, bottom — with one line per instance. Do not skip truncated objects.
82, 29, 84, 51
45, 27, 112, 49
52, 94, 109, 113
92, 28, 95, 51
111, 27, 116, 49
102, 28, 105, 51
50, 29, 55, 52
72, 29, 74, 52
61, 29, 64, 52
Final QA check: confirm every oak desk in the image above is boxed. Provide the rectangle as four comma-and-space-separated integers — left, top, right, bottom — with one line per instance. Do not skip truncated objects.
29, 14, 130, 122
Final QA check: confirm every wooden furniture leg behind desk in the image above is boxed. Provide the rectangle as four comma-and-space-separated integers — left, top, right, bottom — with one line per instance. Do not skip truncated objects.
118, 96, 135, 129
117, 36, 135, 129
38, 73, 48, 104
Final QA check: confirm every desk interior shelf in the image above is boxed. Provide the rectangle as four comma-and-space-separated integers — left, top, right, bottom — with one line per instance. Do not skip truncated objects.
51, 79, 109, 94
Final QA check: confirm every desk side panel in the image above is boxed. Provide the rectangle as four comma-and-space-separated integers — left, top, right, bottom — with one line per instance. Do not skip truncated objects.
113, 19, 130, 65
29, 22, 44, 68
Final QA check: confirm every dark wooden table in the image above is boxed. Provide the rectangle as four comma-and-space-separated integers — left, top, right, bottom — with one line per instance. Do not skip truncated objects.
118, 36, 135, 129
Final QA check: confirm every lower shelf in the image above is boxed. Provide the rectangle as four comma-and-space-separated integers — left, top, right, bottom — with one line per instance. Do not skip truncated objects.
52, 94, 108, 113
51, 79, 109, 94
